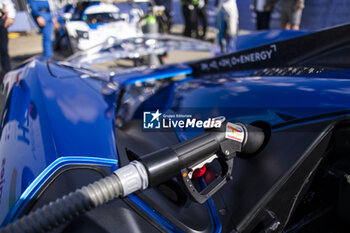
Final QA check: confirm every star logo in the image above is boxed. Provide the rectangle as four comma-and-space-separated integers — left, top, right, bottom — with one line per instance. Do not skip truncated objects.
150, 109, 162, 122
143, 109, 162, 129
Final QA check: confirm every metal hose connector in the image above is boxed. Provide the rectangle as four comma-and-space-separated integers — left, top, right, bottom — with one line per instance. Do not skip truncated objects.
81, 173, 122, 207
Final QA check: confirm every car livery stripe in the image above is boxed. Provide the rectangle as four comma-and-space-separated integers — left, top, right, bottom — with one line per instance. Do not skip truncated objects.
1, 156, 119, 226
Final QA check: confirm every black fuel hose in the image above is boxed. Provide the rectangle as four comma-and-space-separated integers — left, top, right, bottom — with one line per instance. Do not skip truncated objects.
0, 174, 123, 233
0, 121, 265, 233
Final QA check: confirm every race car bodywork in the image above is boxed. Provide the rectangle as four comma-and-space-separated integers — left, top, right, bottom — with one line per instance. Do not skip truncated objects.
1, 24, 350, 233
66, 33, 215, 68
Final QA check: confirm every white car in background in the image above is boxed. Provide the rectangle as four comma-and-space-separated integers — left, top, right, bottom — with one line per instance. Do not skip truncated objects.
65, 3, 143, 51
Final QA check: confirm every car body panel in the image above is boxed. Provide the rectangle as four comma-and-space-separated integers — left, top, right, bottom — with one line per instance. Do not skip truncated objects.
0, 60, 119, 224
2, 61, 349, 226
67, 34, 215, 67
1, 24, 350, 232
168, 73, 350, 123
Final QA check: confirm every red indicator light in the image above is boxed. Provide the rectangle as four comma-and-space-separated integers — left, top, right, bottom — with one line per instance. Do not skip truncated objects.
191, 165, 207, 179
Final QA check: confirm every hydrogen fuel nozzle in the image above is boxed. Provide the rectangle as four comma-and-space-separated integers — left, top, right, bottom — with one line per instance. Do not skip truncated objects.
0, 118, 265, 233
137, 118, 265, 203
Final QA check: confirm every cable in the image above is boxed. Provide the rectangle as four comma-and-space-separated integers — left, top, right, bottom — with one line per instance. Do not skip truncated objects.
1, 161, 148, 233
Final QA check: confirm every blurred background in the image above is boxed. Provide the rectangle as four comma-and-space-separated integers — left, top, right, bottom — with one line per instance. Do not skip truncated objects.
9, 0, 350, 32
5, 0, 350, 68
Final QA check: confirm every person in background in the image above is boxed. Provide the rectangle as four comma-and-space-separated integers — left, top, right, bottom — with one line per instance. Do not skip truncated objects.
280, 0, 304, 30
253, 0, 277, 30
216, 0, 239, 53
182, 0, 199, 38
197, 0, 208, 39
28, 0, 60, 59
0, 0, 16, 78
155, 0, 173, 31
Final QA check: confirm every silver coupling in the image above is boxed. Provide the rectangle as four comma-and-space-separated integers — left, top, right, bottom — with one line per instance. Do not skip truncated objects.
114, 161, 149, 197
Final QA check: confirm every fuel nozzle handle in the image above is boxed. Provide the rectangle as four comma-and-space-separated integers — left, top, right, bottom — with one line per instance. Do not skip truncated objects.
140, 120, 265, 187
174, 122, 265, 165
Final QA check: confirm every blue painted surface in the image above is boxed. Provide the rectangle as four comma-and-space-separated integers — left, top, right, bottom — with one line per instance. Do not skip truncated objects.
0, 59, 195, 230
112, 64, 192, 87
88, 22, 104, 29
168, 73, 350, 125
0, 59, 118, 224
2, 156, 118, 226
2, 30, 350, 230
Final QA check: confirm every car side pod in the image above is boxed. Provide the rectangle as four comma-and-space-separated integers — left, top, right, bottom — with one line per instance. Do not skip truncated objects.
0, 120, 265, 233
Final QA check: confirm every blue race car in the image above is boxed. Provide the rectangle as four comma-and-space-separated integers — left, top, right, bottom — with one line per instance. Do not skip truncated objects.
1, 24, 350, 233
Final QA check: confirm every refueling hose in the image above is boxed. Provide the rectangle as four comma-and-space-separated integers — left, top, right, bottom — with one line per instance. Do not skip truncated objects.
0, 120, 265, 233
0, 161, 148, 233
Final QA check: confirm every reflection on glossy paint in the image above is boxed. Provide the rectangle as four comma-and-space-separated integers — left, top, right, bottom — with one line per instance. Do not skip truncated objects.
9, 168, 17, 209
43, 88, 56, 98
170, 75, 350, 126
297, 87, 315, 92
325, 87, 350, 95
56, 94, 100, 124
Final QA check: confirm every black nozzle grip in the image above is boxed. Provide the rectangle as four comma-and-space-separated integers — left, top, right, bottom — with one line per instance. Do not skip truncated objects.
141, 131, 225, 186
173, 130, 225, 168
141, 147, 179, 186
141, 121, 265, 189
180, 158, 234, 204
